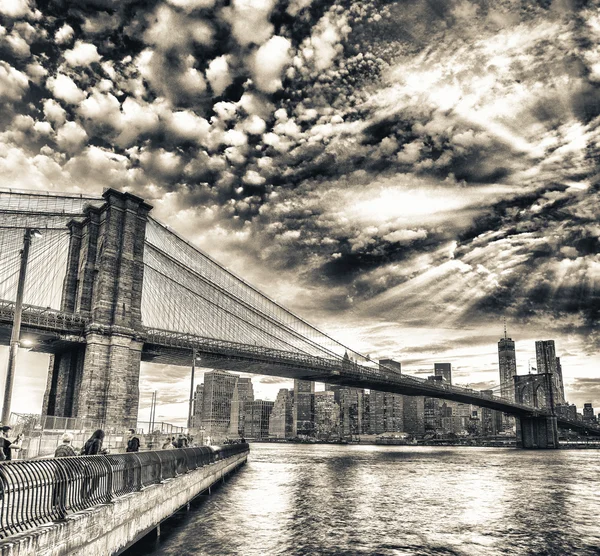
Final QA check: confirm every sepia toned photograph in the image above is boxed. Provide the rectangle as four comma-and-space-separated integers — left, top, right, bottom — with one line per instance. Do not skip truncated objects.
0, 0, 599, 554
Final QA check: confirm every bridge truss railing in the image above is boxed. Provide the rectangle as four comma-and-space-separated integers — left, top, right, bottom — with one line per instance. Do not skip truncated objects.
0, 299, 87, 335
0, 443, 249, 539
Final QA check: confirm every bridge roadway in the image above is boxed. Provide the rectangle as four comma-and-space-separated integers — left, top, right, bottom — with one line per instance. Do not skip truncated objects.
1, 300, 599, 437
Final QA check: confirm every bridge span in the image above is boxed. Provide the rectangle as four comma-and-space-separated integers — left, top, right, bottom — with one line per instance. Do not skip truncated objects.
1, 187, 598, 449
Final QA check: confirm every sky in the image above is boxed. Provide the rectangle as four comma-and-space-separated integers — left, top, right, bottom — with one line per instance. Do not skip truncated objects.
0, 0, 599, 426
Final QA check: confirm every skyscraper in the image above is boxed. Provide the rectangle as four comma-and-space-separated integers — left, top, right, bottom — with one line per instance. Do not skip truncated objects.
314, 391, 340, 439
498, 327, 517, 401
434, 363, 452, 384
228, 377, 254, 437
403, 396, 425, 436
583, 403, 596, 423
293, 379, 315, 436
269, 388, 294, 438
202, 370, 238, 442
191, 384, 204, 429
245, 400, 274, 439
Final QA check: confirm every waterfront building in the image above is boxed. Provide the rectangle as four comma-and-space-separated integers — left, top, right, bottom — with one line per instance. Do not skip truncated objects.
369, 390, 404, 434
245, 400, 274, 439
228, 377, 254, 437
583, 403, 596, 423
202, 370, 238, 442
191, 383, 204, 429
403, 395, 425, 436
314, 391, 340, 439
556, 403, 577, 421
334, 386, 364, 438
480, 390, 501, 435
379, 359, 402, 375
434, 363, 452, 384
269, 388, 294, 438
424, 376, 442, 431
293, 379, 315, 437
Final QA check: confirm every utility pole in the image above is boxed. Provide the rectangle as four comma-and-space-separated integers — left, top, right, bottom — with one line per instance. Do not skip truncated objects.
2, 228, 40, 424
187, 348, 197, 429
149, 391, 156, 433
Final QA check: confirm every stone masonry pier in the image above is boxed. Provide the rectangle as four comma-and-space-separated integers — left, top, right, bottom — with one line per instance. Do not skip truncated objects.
0, 449, 248, 556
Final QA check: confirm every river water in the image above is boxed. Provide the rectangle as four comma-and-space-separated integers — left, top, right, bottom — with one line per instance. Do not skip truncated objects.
128, 444, 600, 556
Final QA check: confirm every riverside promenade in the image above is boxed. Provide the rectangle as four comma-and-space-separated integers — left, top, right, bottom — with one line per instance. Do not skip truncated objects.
0, 444, 249, 556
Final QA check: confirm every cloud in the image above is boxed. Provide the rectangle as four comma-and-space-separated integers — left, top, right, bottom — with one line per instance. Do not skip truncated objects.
63, 41, 101, 66
0, 61, 28, 102
251, 35, 292, 93
46, 73, 86, 104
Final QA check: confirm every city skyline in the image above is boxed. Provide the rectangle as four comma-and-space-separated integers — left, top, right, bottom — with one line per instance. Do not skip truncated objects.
0, 0, 599, 425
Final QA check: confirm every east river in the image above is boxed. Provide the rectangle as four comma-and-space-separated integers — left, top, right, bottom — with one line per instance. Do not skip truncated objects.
128, 444, 600, 556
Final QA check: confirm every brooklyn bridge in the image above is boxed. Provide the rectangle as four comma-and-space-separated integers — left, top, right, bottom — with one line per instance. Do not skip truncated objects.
0, 187, 598, 449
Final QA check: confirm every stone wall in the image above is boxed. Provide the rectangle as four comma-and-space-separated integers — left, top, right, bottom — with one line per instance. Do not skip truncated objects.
0, 450, 248, 556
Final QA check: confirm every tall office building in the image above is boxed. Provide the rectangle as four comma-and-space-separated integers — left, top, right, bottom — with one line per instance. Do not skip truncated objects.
334, 386, 364, 437
228, 377, 254, 437
498, 327, 517, 401
245, 400, 274, 439
369, 390, 404, 434
191, 384, 204, 429
379, 359, 402, 375
269, 388, 294, 438
535, 340, 564, 404
314, 391, 340, 439
202, 370, 238, 442
480, 390, 501, 436
403, 396, 425, 435
424, 376, 442, 431
434, 363, 452, 384
293, 379, 315, 437
583, 403, 596, 423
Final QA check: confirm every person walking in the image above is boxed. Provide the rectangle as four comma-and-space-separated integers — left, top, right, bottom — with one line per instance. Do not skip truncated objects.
81, 430, 107, 501
82, 429, 106, 455
53, 433, 77, 518
55, 432, 77, 457
161, 437, 175, 450
126, 429, 140, 452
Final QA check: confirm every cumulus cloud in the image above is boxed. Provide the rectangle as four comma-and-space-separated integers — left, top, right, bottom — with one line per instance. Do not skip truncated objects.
251, 35, 292, 93
0, 61, 28, 102
46, 73, 86, 104
64, 41, 101, 66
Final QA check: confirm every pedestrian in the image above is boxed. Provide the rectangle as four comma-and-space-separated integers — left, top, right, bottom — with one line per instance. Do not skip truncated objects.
126, 429, 140, 452
53, 433, 77, 518
82, 429, 107, 455
1, 426, 23, 460
176, 434, 188, 448
81, 429, 107, 501
55, 432, 77, 457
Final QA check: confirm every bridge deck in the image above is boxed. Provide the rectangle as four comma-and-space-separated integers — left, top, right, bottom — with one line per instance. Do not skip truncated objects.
2, 300, 599, 435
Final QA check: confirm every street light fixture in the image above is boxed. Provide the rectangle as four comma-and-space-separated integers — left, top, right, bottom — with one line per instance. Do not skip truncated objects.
1, 228, 41, 424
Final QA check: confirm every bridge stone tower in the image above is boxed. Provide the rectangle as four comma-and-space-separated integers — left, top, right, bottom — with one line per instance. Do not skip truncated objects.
42, 189, 152, 429
514, 373, 559, 449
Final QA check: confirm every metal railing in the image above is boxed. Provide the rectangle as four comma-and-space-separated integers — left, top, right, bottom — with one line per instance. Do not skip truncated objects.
0, 443, 249, 539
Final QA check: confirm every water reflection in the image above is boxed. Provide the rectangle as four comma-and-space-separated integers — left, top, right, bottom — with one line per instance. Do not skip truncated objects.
130, 445, 600, 556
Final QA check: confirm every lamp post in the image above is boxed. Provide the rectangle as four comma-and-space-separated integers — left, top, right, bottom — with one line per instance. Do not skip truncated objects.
187, 348, 197, 429
2, 228, 41, 424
